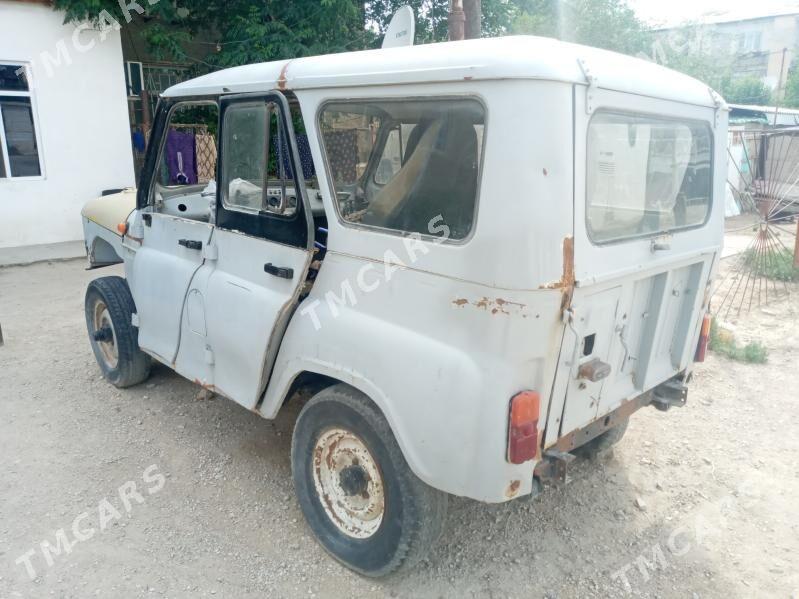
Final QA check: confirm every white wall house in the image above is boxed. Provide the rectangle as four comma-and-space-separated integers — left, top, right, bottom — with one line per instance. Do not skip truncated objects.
0, 0, 134, 265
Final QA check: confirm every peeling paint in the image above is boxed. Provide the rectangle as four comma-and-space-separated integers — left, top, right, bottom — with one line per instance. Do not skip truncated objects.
538, 236, 575, 312
505, 479, 521, 498
452, 297, 527, 316
277, 60, 294, 90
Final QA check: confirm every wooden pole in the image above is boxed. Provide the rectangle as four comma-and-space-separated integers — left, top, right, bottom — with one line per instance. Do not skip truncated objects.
448, 0, 465, 41
463, 0, 481, 39
773, 47, 788, 126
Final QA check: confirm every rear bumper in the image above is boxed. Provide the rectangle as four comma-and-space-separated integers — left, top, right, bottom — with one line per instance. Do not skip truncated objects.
533, 375, 688, 484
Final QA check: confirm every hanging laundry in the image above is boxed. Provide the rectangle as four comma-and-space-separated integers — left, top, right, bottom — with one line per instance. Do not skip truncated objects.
195, 133, 217, 183
272, 133, 316, 180
132, 129, 146, 153
165, 129, 197, 185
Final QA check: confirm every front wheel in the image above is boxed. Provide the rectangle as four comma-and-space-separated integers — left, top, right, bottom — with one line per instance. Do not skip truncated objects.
291, 384, 448, 577
85, 276, 151, 388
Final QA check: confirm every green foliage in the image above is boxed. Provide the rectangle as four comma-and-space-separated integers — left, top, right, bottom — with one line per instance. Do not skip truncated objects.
708, 319, 768, 364
53, 0, 371, 69
784, 63, 799, 109
722, 76, 773, 105
511, 0, 650, 56
743, 247, 799, 282
366, 0, 516, 44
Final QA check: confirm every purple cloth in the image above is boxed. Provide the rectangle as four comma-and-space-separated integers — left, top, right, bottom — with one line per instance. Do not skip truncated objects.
165, 130, 197, 185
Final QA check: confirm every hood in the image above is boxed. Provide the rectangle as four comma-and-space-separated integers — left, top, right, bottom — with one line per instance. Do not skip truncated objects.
81, 189, 137, 234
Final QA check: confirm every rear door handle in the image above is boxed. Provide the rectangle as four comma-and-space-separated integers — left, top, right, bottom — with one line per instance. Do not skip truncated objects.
264, 263, 294, 279
178, 239, 203, 250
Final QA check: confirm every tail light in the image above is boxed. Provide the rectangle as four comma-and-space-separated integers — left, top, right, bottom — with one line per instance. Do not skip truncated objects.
694, 313, 712, 362
507, 391, 540, 464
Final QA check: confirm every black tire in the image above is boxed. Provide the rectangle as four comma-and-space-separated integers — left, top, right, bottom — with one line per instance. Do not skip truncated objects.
85, 276, 151, 388
575, 418, 629, 459
291, 384, 448, 577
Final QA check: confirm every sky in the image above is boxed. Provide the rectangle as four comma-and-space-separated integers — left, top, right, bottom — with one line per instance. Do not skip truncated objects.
628, 0, 799, 27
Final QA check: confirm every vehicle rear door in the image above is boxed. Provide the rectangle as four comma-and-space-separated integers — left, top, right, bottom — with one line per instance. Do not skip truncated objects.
174, 92, 314, 409
558, 88, 725, 435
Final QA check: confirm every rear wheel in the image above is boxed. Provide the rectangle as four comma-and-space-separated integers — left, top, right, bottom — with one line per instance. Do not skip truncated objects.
85, 276, 151, 388
575, 418, 629, 459
291, 384, 448, 577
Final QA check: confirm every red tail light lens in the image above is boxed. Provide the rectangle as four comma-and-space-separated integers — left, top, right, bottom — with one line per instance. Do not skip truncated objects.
508, 391, 540, 464
694, 314, 712, 363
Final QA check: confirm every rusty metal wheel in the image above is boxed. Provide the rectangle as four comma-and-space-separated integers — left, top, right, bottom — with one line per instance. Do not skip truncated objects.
311, 427, 385, 539
85, 277, 151, 388
92, 299, 119, 370
291, 384, 447, 577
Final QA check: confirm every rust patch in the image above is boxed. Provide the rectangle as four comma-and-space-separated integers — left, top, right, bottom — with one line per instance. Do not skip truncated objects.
453, 297, 526, 316
277, 60, 294, 91
506, 480, 521, 499
193, 378, 216, 392
538, 236, 575, 312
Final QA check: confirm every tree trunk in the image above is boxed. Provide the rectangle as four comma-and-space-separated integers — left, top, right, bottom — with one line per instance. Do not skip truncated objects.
463, 0, 481, 39
448, 0, 465, 41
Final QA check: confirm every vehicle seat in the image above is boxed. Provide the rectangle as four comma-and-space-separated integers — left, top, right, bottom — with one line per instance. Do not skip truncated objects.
363, 116, 479, 239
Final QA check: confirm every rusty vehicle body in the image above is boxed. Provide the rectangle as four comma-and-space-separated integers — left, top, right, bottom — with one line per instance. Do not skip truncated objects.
80, 35, 726, 576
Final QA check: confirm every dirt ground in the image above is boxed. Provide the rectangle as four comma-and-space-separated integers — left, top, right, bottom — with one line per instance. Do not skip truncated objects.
1, 257, 797, 599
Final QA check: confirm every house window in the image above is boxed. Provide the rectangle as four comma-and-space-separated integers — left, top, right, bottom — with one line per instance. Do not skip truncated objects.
0, 63, 42, 179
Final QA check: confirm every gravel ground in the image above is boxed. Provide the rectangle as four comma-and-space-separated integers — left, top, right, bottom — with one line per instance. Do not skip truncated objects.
1, 258, 797, 599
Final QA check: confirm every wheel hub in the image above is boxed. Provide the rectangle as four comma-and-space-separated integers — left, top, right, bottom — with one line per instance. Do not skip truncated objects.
92, 300, 118, 369
312, 428, 385, 539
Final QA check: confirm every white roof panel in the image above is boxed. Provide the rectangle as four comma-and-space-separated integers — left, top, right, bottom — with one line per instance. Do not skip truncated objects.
164, 36, 718, 108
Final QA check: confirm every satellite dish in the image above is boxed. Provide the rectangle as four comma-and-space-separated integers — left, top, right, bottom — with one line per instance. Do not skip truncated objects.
382, 6, 415, 49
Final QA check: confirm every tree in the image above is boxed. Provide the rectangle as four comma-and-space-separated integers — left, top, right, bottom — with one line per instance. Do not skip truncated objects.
52, 0, 371, 71
722, 76, 773, 106
365, 0, 514, 44
511, 0, 650, 56
783, 63, 799, 109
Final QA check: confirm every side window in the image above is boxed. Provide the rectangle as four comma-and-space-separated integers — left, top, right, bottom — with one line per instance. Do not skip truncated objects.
220, 101, 298, 217
151, 102, 218, 221
0, 63, 42, 179
318, 98, 485, 241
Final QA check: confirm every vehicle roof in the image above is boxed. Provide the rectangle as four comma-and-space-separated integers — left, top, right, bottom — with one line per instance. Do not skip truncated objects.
164, 35, 720, 109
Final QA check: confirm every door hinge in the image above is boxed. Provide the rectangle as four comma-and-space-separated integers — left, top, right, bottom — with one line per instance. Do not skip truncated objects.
577, 58, 598, 115
204, 346, 215, 365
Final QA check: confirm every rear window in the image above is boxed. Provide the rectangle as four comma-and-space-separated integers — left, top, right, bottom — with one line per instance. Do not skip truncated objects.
587, 111, 712, 244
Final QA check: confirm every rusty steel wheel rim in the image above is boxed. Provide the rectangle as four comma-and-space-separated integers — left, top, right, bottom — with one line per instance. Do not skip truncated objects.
312, 427, 385, 539
93, 300, 118, 369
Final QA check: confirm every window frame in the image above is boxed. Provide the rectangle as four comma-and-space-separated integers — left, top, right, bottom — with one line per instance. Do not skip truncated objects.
0, 62, 45, 181
315, 94, 489, 246
585, 108, 715, 247
215, 91, 312, 249
219, 99, 299, 219
146, 98, 219, 206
